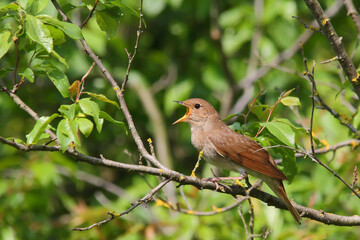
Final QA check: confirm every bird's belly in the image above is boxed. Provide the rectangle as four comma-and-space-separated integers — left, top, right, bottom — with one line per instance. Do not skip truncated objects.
203, 155, 247, 174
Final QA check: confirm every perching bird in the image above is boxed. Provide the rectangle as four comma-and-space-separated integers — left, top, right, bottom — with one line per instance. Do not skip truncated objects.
173, 98, 302, 224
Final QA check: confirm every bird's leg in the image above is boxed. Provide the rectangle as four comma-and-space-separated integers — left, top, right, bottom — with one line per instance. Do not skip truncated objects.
244, 174, 252, 188
190, 150, 203, 178
202, 172, 249, 189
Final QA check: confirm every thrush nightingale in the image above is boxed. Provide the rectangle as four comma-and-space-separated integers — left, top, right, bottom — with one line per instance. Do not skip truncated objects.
173, 98, 302, 224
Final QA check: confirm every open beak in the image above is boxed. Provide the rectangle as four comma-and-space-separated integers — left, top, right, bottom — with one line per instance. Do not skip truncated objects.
173, 101, 191, 125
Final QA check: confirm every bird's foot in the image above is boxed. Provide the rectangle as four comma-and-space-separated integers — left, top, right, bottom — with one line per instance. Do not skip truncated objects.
202, 174, 249, 189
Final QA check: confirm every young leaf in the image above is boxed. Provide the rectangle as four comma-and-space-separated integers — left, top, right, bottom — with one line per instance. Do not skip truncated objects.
96, 9, 120, 39
25, 14, 53, 53
6, 137, 26, 145
76, 118, 94, 137
280, 96, 301, 107
281, 88, 295, 98
19, 68, 35, 83
260, 121, 295, 147
0, 30, 12, 59
68, 80, 80, 101
99, 111, 127, 134
78, 98, 103, 133
56, 122, 72, 152
50, 50, 68, 68
57, 118, 80, 146
46, 68, 70, 98
83, 92, 120, 109
58, 104, 76, 120
26, 113, 59, 144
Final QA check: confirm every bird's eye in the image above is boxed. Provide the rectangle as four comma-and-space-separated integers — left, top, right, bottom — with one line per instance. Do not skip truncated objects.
194, 103, 201, 109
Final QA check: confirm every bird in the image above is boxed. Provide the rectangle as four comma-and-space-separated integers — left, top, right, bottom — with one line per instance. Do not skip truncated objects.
173, 98, 302, 224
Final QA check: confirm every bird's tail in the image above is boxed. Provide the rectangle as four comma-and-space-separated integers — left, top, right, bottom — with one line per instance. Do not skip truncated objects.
265, 178, 302, 224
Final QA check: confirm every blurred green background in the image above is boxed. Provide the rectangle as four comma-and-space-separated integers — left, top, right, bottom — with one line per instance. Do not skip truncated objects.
0, 0, 360, 239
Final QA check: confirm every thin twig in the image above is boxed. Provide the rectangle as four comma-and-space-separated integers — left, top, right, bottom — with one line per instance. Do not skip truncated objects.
81, 0, 98, 28
304, 0, 360, 98
292, 15, 321, 32
259, 144, 360, 199
299, 44, 358, 135
231, 0, 344, 114
0, 80, 59, 143
238, 203, 251, 240
344, 0, 360, 33
51, 0, 168, 170
75, 62, 96, 103
121, 0, 143, 91
73, 179, 171, 231
300, 43, 316, 154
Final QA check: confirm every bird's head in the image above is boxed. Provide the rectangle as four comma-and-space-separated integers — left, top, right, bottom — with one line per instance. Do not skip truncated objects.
173, 98, 219, 126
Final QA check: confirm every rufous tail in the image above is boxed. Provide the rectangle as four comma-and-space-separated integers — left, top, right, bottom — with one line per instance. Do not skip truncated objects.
266, 178, 302, 224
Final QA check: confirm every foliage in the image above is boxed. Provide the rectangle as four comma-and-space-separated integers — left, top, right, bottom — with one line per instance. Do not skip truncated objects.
0, 0, 360, 239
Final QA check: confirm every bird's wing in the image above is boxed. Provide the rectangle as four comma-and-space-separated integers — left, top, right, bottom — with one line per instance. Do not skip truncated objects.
208, 127, 287, 180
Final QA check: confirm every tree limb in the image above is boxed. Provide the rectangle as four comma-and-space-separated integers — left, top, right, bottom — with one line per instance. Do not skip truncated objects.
1, 136, 360, 226
304, 0, 360, 98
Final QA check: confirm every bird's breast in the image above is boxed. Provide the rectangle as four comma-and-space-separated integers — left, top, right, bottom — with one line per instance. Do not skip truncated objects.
190, 128, 246, 174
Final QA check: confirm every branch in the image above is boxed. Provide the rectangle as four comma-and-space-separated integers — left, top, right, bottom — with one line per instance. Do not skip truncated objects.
262, 144, 360, 199
304, 0, 360, 98
0, 79, 58, 142
80, 0, 98, 28
121, 0, 143, 91
51, 0, 167, 170
1, 136, 360, 226
294, 139, 360, 157
231, 0, 344, 114
72, 179, 171, 231
344, 0, 360, 34
299, 44, 359, 135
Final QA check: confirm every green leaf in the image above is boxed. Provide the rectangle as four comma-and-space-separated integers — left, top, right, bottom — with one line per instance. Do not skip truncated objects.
278, 147, 297, 182
0, 2, 20, 12
280, 96, 301, 107
78, 98, 103, 133
281, 88, 295, 98
6, 137, 26, 145
19, 0, 33, 10
27, 0, 49, 14
83, 92, 120, 109
46, 68, 70, 98
260, 121, 295, 147
76, 118, 94, 137
58, 118, 80, 145
0, 30, 12, 59
47, 25, 66, 45
25, 14, 53, 53
37, 15, 82, 39
110, 1, 139, 17
56, 120, 72, 152
96, 9, 120, 39
58, 104, 77, 120
50, 50, 68, 68
19, 68, 35, 83
26, 113, 59, 144
99, 111, 127, 134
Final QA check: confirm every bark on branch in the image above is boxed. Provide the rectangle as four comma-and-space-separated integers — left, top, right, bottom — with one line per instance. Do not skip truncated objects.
304, 0, 360, 98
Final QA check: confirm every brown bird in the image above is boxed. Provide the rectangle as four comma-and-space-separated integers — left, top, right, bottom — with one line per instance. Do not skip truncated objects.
173, 98, 302, 224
